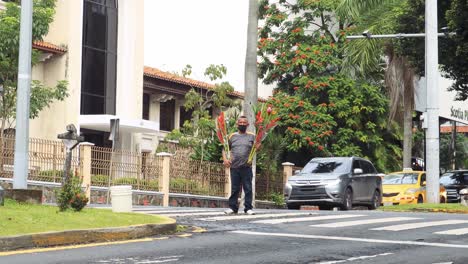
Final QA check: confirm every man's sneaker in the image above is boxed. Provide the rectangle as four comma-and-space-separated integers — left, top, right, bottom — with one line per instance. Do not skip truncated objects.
245, 209, 256, 215
224, 208, 237, 215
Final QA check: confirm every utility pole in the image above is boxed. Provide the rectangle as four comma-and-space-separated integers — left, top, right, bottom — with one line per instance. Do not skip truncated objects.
425, 0, 440, 203
13, 0, 33, 189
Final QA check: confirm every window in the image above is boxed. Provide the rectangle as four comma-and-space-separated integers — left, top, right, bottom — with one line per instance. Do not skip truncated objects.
361, 161, 376, 174
81, 0, 118, 115
142, 93, 150, 120
179, 106, 192, 127
160, 99, 175, 131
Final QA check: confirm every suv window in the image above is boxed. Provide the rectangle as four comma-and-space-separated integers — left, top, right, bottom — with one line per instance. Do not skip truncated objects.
360, 160, 376, 174
440, 172, 462, 185
352, 160, 362, 174
301, 158, 349, 174
463, 173, 468, 184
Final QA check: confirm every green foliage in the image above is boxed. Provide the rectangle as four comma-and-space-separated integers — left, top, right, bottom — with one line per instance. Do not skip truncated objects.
169, 64, 240, 163
395, 0, 468, 100
0, 0, 68, 131
440, 133, 468, 171
56, 176, 88, 212
170, 178, 209, 195
268, 192, 285, 206
258, 0, 401, 171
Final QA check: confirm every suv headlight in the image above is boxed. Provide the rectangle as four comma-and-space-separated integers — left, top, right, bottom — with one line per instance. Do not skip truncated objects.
322, 179, 341, 186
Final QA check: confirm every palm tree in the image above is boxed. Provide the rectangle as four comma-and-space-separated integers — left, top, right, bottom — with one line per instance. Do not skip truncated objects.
337, 0, 415, 169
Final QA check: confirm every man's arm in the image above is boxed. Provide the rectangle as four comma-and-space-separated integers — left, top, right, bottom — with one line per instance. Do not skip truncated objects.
222, 150, 231, 168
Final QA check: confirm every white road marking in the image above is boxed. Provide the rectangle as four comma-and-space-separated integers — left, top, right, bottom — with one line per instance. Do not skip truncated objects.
253, 214, 365, 224
136, 259, 179, 264
197, 212, 316, 221
315, 252, 394, 264
163, 212, 226, 217
435, 227, 468, 235
134, 209, 214, 214
371, 220, 468, 231
231, 230, 468, 249
310, 217, 420, 228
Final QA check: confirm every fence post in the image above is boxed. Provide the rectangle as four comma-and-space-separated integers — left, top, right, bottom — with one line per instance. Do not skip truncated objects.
157, 152, 172, 207
282, 162, 295, 186
80, 142, 94, 204
225, 167, 231, 198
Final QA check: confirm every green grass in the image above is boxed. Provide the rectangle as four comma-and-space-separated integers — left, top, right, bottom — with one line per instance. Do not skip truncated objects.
0, 199, 174, 237
379, 203, 468, 213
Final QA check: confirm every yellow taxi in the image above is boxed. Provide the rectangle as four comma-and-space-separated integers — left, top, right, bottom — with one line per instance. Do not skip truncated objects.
382, 170, 447, 205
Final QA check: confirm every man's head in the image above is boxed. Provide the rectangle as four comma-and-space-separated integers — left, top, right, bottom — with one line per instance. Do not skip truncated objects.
237, 116, 249, 133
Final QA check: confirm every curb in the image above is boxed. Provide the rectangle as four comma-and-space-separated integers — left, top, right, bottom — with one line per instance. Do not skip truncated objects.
0, 221, 177, 252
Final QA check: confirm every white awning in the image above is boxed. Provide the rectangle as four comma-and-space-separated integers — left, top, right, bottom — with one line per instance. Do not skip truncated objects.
79, 115, 159, 134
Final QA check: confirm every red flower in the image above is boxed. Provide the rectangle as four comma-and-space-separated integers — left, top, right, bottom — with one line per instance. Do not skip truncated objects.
318, 145, 324, 151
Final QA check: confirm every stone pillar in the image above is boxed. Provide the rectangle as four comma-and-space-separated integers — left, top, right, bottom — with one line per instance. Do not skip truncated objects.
157, 152, 172, 207
80, 142, 94, 204
282, 162, 295, 186
225, 167, 231, 198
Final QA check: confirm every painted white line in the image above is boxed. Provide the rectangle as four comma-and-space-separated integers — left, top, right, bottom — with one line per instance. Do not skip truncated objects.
310, 217, 420, 228
372, 220, 468, 231
136, 259, 179, 263
435, 227, 468, 235
197, 212, 316, 221
316, 252, 394, 264
230, 230, 468, 249
163, 212, 226, 217
253, 214, 365, 224
134, 209, 213, 214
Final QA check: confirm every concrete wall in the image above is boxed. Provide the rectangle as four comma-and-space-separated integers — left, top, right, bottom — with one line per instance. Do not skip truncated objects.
29, 0, 83, 140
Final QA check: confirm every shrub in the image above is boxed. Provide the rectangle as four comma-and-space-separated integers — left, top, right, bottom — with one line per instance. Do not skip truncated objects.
269, 192, 285, 206
113, 177, 137, 186
91, 174, 109, 185
56, 176, 88, 212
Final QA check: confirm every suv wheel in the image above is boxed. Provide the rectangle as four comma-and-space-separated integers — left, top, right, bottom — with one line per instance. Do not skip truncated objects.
341, 188, 353, 211
287, 203, 300, 210
368, 190, 381, 210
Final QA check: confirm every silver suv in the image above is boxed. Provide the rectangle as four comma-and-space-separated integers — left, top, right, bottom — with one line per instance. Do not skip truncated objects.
284, 157, 382, 210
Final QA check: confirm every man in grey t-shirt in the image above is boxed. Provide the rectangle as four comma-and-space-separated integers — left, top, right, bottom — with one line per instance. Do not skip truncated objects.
223, 116, 256, 215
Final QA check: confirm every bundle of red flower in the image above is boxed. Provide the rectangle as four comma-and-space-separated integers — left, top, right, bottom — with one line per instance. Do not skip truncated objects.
215, 111, 230, 159
247, 105, 280, 164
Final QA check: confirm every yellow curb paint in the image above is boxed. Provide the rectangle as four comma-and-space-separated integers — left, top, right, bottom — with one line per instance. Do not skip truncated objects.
192, 227, 207, 233
0, 237, 164, 257
177, 233, 192, 238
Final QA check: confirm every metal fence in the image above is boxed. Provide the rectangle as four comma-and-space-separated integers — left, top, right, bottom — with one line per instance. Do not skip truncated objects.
170, 155, 226, 197
0, 135, 80, 182
256, 172, 284, 201
90, 146, 163, 191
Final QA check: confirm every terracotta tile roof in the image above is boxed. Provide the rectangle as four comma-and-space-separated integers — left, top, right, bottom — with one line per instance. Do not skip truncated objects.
440, 125, 468, 133
32, 41, 67, 54
144, 66, 266, 102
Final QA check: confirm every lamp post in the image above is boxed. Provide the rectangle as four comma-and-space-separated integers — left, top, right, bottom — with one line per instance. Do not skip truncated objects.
346, 0, 446, 203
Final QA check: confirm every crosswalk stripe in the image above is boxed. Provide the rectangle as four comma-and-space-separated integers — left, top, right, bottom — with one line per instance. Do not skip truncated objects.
310, 217, 420, 228
372, 220, 468, 231
253, 214, 365, 224
133, 209, 213, 214
434, 228, 468, 235
163, 212, 226, 217
197, 212, 315, 221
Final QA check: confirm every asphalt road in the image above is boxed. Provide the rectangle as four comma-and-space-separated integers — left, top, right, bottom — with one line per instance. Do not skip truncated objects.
2, 207, 468, 264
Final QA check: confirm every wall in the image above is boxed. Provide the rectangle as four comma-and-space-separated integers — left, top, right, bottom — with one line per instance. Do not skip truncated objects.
29, 0, 83, 139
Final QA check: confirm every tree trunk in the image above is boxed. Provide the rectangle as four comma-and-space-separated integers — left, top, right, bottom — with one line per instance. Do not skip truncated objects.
243, 0, 258, 207
402, 105, 413, 169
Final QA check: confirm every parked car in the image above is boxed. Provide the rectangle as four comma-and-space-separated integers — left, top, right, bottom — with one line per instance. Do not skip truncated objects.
382, 170, 447, 205
439, 170, 468, 203
283, 157, 382, 210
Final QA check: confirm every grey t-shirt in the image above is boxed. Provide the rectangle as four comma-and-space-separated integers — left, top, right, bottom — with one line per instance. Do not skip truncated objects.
229, 132, 255, 168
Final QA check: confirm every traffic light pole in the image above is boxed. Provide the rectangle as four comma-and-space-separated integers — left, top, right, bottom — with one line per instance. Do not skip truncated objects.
425, 0, 440, 203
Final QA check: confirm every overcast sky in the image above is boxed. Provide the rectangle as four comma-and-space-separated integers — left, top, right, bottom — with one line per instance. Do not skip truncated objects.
143, 0, 272, 98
